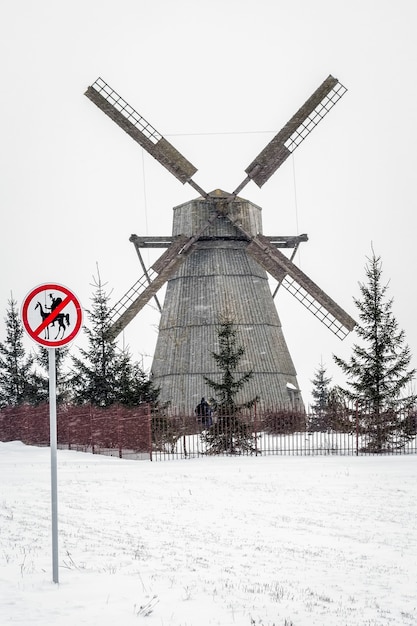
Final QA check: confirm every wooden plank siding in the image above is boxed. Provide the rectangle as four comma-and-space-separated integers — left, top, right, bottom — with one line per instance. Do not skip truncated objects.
151, 194, 303, 413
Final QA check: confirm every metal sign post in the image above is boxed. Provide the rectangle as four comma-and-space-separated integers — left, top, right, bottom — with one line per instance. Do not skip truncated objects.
49, 347, 59, 583
21, 283, 82, 584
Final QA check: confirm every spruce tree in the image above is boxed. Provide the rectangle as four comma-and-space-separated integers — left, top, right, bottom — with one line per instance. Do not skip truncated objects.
0, 297, 38, 406
309, 361, 332, 431
201, 318, 258, 454
333, 251, 416, 451
116, 348, 159, 406
34, 346, 71, 404
69, 272, 157, 407
69, 273, 121, 406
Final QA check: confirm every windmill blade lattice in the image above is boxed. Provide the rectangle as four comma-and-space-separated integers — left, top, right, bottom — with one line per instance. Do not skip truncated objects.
234, 75, 347, 194
246, 235, 355, 339
108, 235, 192, 336
108, 207, 220, 336
85, 78, 208, 197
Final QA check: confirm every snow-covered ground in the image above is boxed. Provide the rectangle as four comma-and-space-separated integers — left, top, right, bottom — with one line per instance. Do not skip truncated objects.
1, 441, 416, 625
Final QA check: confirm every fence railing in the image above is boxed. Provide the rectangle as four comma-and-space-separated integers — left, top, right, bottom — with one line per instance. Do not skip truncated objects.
0, 403, 152, 460
150, 407, 417, 459
1, 403, 416, 460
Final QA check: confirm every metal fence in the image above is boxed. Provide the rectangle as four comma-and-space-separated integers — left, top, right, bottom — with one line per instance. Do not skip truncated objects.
0, 404, 417, 460
150, 408, 417, 460
1, 403, 416, 460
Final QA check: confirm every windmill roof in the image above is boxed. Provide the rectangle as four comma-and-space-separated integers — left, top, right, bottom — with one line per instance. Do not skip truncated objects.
208, 189, 236, 199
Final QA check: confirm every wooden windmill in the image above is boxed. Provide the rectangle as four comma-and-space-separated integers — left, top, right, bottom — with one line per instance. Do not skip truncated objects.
85, 75, 355, 412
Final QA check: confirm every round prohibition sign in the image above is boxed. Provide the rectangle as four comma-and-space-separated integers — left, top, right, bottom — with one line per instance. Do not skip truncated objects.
21, 283, 83, 347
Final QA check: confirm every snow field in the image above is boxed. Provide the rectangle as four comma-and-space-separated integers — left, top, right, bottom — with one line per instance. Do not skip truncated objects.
1, 441, 416, 625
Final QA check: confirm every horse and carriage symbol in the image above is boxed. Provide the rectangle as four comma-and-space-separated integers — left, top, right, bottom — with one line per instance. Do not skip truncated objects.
35, 293, 71, 340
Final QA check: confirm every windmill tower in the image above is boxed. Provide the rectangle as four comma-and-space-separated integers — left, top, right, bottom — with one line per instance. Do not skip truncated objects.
85, 75, 355, 412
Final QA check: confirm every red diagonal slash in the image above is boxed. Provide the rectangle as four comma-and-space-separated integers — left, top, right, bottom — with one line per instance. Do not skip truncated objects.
34, 295, 72, 337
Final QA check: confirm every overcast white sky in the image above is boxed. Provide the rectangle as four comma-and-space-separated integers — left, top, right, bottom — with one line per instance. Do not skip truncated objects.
1, 0, 416, 404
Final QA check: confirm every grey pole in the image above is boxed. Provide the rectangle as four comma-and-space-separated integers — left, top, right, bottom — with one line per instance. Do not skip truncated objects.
48, 347, 59, 584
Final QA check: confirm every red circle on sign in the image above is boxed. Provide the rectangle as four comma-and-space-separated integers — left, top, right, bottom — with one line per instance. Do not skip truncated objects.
21, 283, 83, 347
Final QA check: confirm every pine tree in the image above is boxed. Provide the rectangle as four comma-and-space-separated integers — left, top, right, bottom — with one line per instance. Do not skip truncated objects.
116, 348, 159, 406
309, 361, 332, 431
333, 251, 416, 451
69, 273, 121, 406
34, 346, 71, 404
201, 318, 258, 454
0, 297, 38, 406
69, 272, 157, 407
311, 361, 331, 414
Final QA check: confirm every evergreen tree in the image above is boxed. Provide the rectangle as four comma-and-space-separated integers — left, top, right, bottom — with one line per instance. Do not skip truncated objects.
325, 385, 352, 433
69, 273, 122, 406
333, 251, 416, 451
0, 297, 38, 406
309, 361, 332, 431
34, 346, 71, 404
201, 318, 258, 454
116, 348, 159, 406
311, 361, 332, 414
69, 272, 157, 407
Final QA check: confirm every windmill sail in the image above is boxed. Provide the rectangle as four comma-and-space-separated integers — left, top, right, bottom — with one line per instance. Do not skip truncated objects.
246, 234, 355, 339
109, 210, 220, 336
85, 78, 205, 192
234, 75, 347, 194
109, 235, 192, 336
